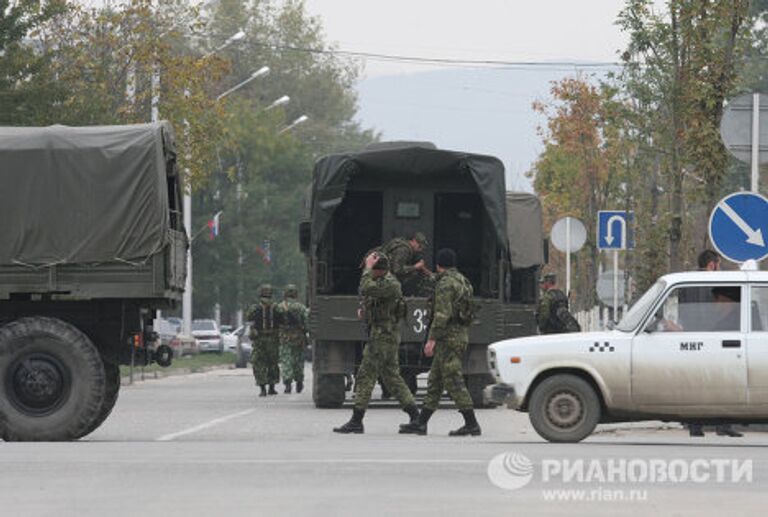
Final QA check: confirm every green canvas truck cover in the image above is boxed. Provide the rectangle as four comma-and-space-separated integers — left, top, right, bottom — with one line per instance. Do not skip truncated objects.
0, 122, 174, 266
310, 144, 509, 254
505, 191, 544, 269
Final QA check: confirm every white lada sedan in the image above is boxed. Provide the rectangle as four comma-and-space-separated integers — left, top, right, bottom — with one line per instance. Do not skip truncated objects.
485, 268, 768, 443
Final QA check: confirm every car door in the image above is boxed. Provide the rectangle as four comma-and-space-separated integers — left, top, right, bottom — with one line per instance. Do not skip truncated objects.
631, 284, 747, 407
746, 285, 768, 405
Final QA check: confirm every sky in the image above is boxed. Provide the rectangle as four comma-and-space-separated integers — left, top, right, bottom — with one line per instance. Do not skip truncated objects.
301, 0, 665, 189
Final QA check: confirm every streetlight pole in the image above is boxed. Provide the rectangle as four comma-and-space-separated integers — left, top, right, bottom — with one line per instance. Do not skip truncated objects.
279, 114, 309, 134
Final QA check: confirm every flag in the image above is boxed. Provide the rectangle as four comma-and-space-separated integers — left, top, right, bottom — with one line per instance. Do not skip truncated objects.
207, 212, 221, 240
255, 239, 272, 265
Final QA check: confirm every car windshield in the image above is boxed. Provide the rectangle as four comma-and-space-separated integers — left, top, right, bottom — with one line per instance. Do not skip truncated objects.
616, 280, 666, 332
192, 320, 216, 332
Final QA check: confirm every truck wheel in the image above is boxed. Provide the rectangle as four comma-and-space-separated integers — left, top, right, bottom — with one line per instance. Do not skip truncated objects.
0, 317, 106, 441
312, 373, 345, 408
75, 360, 121, 439
466, 373, 495, 409
528, 374, 601, 443
403, 370, 418, 395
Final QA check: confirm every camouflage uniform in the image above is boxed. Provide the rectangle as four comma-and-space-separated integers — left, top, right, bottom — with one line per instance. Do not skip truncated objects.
247, 285, 280, 390
536, 287, 579, 334
379, 233, 431, 296
353, 269, 416, 410
423, 267, 474, 411
276, 285, 309, 387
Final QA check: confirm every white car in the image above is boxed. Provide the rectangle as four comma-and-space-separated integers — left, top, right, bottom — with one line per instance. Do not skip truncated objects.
192, 319, 224, 353
486, 268, 768, 443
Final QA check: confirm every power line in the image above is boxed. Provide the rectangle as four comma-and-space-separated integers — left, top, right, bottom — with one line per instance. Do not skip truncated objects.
250, 41, 622, 70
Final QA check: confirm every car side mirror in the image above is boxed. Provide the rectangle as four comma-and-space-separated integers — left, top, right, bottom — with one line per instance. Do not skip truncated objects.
299, 221, 311, 255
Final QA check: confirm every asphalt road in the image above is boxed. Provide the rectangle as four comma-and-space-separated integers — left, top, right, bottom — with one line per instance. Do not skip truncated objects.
2, 365, 768, 517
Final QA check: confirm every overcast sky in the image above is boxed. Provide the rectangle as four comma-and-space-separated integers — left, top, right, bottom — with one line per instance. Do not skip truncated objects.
303, 0, 665, 78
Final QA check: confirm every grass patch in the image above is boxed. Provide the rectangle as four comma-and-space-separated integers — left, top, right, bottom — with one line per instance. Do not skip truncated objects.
120, 352, 237, 378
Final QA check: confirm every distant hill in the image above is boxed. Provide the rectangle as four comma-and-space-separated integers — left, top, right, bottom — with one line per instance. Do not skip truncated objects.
355, 67, 610, 191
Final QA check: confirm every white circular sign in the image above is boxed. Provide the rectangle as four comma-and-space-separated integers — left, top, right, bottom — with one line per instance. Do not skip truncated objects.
597, 270, 626, 306
550, 216, 587, 253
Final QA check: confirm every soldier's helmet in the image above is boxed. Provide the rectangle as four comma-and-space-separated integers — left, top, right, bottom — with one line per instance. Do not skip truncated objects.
284, 284, 299, 299
372, 253, 390, 271
410, 231, 429, 248
539, 273, 557, 285
259, 284, 273, 299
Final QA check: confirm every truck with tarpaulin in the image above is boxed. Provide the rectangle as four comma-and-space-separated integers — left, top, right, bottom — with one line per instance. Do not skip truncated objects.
299, 142, 544, 408
0, 122, 186, 441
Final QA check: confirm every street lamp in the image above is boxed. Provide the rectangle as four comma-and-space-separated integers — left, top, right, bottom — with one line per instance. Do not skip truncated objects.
279, 115, 309, 134
216, 66, 271, 101
265, 95, 290, 111
204, 30, 246, 58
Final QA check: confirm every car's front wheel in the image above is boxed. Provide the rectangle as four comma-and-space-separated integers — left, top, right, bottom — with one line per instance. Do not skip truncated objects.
528, 374, 601, 443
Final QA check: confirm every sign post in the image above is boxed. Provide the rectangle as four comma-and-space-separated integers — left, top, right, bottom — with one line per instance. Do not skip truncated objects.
598, 211, 634, 321
550, 216, 587, 296
753, 93, 761, 192
721, 92, 767, 193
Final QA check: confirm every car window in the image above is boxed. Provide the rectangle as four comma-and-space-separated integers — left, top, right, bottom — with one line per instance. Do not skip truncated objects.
192, 320, 216, 331
646, 285, 742, 333
617, 280, 665, 332
751, 286, 768, 332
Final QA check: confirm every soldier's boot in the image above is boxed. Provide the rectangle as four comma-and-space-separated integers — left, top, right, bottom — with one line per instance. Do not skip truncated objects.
399, 408, 433, 435
258, 385, 267, 397
296, 380, 304, 393
402, 405, 420, 428
268, 384, 278, 395
449, 409, 482, 437
333, 408, 365, 434
284, 382, 292, 394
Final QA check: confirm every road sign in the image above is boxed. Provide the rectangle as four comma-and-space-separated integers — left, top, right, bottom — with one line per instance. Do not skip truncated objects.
551, 217, 586, 253
597, 270, 625, 306
709, 192, 768, 263
721, 93, 768, 165
598, 211, 634, 250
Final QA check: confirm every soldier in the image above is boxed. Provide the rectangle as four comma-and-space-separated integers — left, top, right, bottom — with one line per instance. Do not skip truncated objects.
275, 284, 309, 394
400, 248, 481, 437
379, 231, 431, 296
246, 284, 280, 397
333, 252, 420, 434
536, 273, 580, 334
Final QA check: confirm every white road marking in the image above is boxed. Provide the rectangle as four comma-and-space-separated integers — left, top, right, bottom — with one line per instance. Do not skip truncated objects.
156, 409, 256, 441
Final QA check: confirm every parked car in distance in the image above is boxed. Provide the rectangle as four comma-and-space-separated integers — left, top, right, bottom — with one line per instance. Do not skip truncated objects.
169, 334, 199, 358
192, 319, 224, 354
223, 326, 240, 353
220, 324, 234, 334
233, 324, 252, 369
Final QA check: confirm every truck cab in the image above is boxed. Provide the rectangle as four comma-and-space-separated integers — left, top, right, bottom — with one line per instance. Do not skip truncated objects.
301, 143, 544, 408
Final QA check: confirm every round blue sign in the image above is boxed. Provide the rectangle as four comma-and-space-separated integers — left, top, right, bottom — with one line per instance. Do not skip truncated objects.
709, 192, 768, 263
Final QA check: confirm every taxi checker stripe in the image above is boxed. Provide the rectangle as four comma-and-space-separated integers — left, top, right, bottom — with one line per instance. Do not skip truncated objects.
589, 341, 615, 352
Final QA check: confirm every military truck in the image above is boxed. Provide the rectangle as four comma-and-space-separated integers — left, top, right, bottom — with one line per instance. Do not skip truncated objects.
0, 122, 186, 441
299, 143, 544, 408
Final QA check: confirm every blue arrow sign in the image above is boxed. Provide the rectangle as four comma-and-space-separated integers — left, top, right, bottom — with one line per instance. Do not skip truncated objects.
709, 192, 768, 263
598, 211, 634, 250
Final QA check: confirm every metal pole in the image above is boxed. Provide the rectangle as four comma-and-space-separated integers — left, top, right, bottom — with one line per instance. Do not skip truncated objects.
565, 217, 571, 298
752, 93, 760, 193
613, 250, 619, 321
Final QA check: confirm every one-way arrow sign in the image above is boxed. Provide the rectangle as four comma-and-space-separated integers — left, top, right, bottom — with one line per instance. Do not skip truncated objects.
709, 192, 768, 263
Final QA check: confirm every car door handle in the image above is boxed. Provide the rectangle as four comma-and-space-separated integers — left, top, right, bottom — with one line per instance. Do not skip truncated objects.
722, 340, 741, 348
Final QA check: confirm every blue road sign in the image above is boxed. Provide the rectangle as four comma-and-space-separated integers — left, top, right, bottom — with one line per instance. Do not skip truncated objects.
598, 211, 634, 250
709, 192, 768, 263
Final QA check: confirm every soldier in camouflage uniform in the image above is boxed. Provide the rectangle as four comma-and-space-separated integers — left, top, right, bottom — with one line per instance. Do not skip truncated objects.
401, 248, 481, 437
275, 284, 309, 394
536, 273, 580, 334
379, 231, 432, 296
333, 252, 420, 434
246, 284, 280, 397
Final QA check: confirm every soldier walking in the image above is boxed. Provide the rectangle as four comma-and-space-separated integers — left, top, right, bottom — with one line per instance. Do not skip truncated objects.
247, 284, 280, 397
333, 252, 420, 434
400, 248, 481, 437
276, 284, 309, 394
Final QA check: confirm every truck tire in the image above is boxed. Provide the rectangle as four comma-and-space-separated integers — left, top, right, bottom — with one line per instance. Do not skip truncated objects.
528, 374, 601, 443
75, 360, 121, 439
313, 373, 346, 408
402, 370, 418, 395
0, 317, 106, 441
466, 373, 495, 409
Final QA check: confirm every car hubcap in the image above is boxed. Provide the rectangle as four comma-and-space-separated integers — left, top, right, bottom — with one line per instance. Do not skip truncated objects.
7, 354, 71, 416
546, 390, 584, 429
